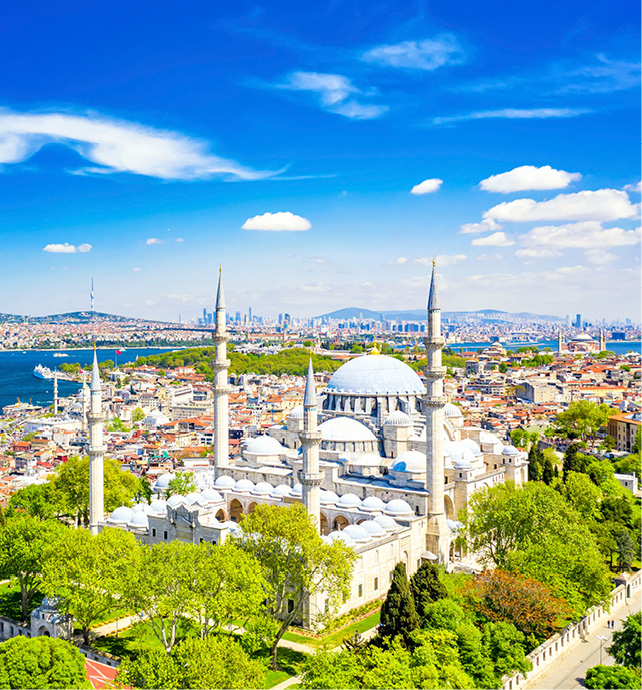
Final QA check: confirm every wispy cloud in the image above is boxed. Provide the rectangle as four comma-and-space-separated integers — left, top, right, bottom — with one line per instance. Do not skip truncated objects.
432, 107, 590, 126
43, 242, 92, 254
0, 109, 274, 180
479, 165, 581, 193
146, 238, 163, 245
410, 178, 442, 195
275, 72, 387, 120
386, 254, 466, 267
521, 221, 641, 249
459, 218, 501, 235
361, 35, 465, 71
242, 211, 311, 231
471, 232, 515, 247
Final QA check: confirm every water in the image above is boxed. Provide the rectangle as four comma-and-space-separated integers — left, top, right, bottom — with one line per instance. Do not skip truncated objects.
0, 348, 175, 410
446, 339, 641, 355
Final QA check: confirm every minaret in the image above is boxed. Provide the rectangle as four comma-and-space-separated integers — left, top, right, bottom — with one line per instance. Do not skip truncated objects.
90, 278, 95, 312
53, 373, 58, 416
599, 329, 606, 352
213, 267, 231, 475
299, 358, 323, 531
81, 372, 89, 432
424, 259, 449, 563
88, 346, 105, 534
557, 331, 564, 357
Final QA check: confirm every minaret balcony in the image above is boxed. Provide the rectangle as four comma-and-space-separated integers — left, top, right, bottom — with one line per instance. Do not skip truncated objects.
212, 359, 231, 370
301, 471, 324, 486
424, 336, 445, 347
423, 367, 447, 379
300, 430, 322, 444
212, 333, 229, 344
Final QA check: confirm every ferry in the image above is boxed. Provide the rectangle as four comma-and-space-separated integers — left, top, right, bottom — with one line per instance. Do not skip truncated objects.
33, 364, 54, 380
53, 353, 69, 358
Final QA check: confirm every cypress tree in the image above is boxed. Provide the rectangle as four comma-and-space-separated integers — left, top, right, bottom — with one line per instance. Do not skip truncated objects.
527, 445, 543, 482
542, 457, 554, 485
379, 562, 420, 640
409, 562, 447, 618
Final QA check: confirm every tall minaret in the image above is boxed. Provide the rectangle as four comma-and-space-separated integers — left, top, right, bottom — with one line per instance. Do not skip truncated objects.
90, 278, 95, 312
53, 373, 58, 416
213, 267, 231, 475
88, 346, 105, 534
557, 331, 564, 357
599, 329, 606, 352
299, 358, 323, 531
81, 371, 89, 433
424, 259, 449, 562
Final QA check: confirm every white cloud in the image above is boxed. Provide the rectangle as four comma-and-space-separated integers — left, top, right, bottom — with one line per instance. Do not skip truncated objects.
476, 253, 503, 261
624, 181, 641, 193
242, 211, 311, 232
386, 257, 408, 265
146, 238, 163, 245
276, 72, 387, 120
585, 249, 617, 265
515, 248, 562, 259
0, 109, 272, 180
521, 221, 641, 249
175, 237, 184, 243
415, 254, 467, 267
410, 178, 443, 195
43, 242, 92, 254
479, 165, 581, 193
361, 35, 465, 71
485, 189, 639, 222
432, 108, 590, 126
133, 267, 141, 272
471, 232, 514, 247
459, 218, 500, 234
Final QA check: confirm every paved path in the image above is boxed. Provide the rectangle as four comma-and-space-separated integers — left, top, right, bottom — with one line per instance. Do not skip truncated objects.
91, 614, 140, 637
525, 595, 641, 689
271, 675, 301, 690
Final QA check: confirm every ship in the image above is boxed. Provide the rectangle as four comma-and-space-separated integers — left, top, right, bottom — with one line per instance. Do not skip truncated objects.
33, 364, 54, 379
53, 352, 69, 358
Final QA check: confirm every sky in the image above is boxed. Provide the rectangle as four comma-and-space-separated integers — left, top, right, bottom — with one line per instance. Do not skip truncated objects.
0, 0, 639, 322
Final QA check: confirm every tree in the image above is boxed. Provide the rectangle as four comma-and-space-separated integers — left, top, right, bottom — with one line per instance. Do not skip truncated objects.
552, 401, 614, 449
610, 612, 641, 668
562, 472, 601, 520
542, 457, 555, 485
42, 527, 140, 645
563, 443, 588, 477
7, 483, 60, 520
135, 476, 154, 504
585, 665, 641, 689
166, 472, 196, 498
409, 562, 447, 618
0, 636, 90, 689
379, 562, 420, 641
132, 407, 145, 422
301, 648, 361, 689
614, 531, 636, 571
236, 503, 355, 669
0, 515, 64, 621
499, 362, 508, 373
118, 636, 264, 689
527, 444, 543, 482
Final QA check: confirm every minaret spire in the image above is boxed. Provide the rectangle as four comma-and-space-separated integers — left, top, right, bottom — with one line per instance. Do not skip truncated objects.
213, 266, 231, 475
300, 357, 323, 532
53, 372, 59, 416
88, 344, 105, 533
424, 260, 448, 563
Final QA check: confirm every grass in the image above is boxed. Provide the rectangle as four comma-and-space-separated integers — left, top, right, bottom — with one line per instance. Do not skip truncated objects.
257, 647, 307, 689
0, 582, 43, 622
283, 611, 380, 650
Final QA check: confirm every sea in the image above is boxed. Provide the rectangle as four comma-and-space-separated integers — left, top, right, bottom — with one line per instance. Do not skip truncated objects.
0, 348, 173, 410
0, 340, 640, 412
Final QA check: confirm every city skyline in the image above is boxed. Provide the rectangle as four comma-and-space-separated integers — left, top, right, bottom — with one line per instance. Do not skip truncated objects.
0, 0, 639, 321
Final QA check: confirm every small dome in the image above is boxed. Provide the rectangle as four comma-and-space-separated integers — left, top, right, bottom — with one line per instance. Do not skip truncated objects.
359, 520, 386, 537
149, 499, 167, 514
361, 496, 386, 513
502, 445, 519, 456
480, 431, 502, 445
201, 488, 223, 503
444, 403, 463, 418
392, 450, 426, 474
327, 531, 355, 546
342, 524, 372, 543
167, 494, 187, 507
108, 506, 134, 524
271, 484, 292, 498
384, 411, 413, 427
186, 491, 202, 504
453, 449, 475, 469
154, 472, 175, 490
290, 483, 303, 498
350, 453, 382, 467
337, 493, 362, 509
214, 475, 236, 490
384, 499, 413, 517
132, 503, 147, 513
128, 511, 149, 528
244, 436, 286, 456
461, 438, 480, 454
233, 479, 255, 493
288, 405, 304, 420
374, 514, 400, 532
320, 489, 339, 506
252, 481, 274, 496
319, 417, 377, 443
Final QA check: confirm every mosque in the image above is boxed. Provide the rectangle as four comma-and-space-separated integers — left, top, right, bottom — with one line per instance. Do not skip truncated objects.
91, 264, 528, 627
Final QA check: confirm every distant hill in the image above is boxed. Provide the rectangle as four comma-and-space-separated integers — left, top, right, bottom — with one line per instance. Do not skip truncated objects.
0, 311, 160, 324
316, 307, 563, 323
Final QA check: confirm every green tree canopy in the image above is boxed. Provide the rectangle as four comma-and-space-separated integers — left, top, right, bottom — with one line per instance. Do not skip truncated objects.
0, 636, 89, 689
551, 401, 615, 448
609, 612, 641, 668
165, 472, 196, 498
585, 664, 641, 689
131, 407, 146, 422
409, 562, 447, 619
379, 562, 420, 641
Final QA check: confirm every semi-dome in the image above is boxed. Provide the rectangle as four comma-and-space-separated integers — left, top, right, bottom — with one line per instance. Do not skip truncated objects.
337, 493, 362, 509
233, 479, 255, 493
319, 417, 377, 443
244, 436, 286, 455
502, 445, 519, 456
342, 524, 372, 543
149, 499, 167, 514
320, 489, 339, 506
108, 506, 134, 524
384, 499, 413, 517
252, 482, 274, 496
460, 438, 481, 455
359, 520, 386, 537
392, 450, 425, 473
327, 531, 355, 547
444, 403, 463, 418
167, 494, 187, 507
384, 411, 413, 427
361, 496, 386, 513
214, 475, 236, 490
572, 333, 594, 341
374, 514, 400, 532
201, 488, 223, 503
128, 511, 149, 529
326, 355, 425, 396
271, 484, 292, 498
288, 405, 304, 420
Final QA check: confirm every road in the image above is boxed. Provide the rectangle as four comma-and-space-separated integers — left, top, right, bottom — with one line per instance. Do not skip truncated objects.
526, 594, 641, 689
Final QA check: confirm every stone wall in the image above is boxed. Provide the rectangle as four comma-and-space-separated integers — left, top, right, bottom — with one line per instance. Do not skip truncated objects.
501, 570, 642, 690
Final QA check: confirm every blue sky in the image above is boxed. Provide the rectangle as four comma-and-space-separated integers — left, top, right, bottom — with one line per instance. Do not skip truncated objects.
0, 0, 639, 321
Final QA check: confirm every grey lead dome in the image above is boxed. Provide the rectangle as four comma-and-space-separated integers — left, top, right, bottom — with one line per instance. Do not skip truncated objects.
325, 354, 425, 396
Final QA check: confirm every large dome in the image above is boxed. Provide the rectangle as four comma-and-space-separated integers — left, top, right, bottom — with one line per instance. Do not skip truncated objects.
326, 355, 425, 396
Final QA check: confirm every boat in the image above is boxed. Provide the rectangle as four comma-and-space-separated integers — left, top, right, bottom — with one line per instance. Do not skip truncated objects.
33, 364, 54, 380
53, 353, 69, 358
